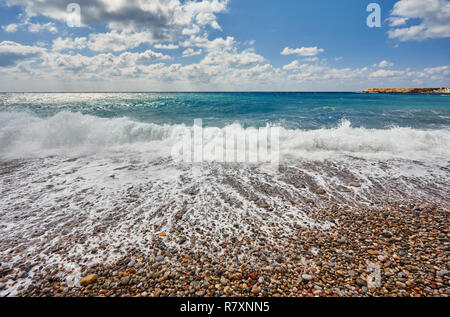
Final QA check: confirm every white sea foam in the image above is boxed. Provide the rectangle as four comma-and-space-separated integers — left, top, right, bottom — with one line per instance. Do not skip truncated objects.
1, 111, 449, 296
0, 111, 449, 162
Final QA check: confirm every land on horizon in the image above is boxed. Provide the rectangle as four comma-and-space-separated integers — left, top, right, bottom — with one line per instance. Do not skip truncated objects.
364, 88, 450, 94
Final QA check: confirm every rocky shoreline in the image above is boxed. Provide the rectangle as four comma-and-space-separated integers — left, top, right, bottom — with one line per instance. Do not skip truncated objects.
1, 157, 448, 298
363, 88, 450, 94
12, 200, 449, 297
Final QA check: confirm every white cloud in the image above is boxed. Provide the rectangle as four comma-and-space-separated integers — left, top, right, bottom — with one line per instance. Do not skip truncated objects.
6, 35, 269, 86
182, 25, 201, 35
181, 35, 235, 52
87, 31, 155, 52
387, 0, 450, 41
117, 50, 172, 65
2, 24, 19, 33
202, 49, 264, 68
0, 41, 45, 67
423, 65, 450, 79
302, 57, 319, 62
35, 41, 48, 48
52, 37, 87, 52
369, 69, 404, 78
3, 46, 449, 90
424, 65, 449, 74
2, 21, 57, 34
282, 59, 406, 82
281, 46, 324, 57
182, 48, 202, 57
375, 60, 394, 68
27, 22, 58, 34
196, 12, 221, 30
282, 61, 367, 81
5, 0, 229, 38
388, 17, 408, 27
52, 31, 159, 53
154, 43, 179, 50
40, 49, 170, 77
282, 60, 305, 71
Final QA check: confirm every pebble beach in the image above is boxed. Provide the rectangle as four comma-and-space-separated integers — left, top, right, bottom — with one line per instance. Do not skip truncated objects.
1, 159, 448, 297
17, 201, 450, 297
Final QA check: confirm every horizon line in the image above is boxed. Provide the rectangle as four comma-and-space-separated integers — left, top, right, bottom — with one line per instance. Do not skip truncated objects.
0, 90, 365, 94
1, 88, 447, 94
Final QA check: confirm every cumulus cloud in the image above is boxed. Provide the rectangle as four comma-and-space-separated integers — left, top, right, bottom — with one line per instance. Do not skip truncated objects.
280, 59, 442, 83
154, 43, 179, 50
52, 37, 87, 52
2, 24, 19, 33
117, 50, 172, 65
87, 31, 156, 52
0, 41, 45, 67
282, 60, 369, 81
281, 46, 324, 57
2, 21, 57, 34
424, 65, 449, 74
182, 48, 202, 57
5, 0, 228, 37
40, 49, 170, 76
2, 44, 449, 90
182, 25, 201, 35
369, 69, 404, 78
282, 60, 305, 71
52, 31, 160, 52
181, 35, 235, 51
1, 34, 270, 86
202, 49, 264, 68
424, 65, 450, 79
375, 60, 394, 68
302, 57, 319, 63
387, 0, 450, 41
27, 22, 58, 34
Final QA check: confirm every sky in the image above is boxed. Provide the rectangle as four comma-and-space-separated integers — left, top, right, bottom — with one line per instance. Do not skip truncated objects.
0, 0, 449, 92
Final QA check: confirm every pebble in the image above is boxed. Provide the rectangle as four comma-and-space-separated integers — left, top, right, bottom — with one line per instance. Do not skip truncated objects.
302, 274, 313, 281
120, 276, 131, 286
356, 278, 367, 287
251, 285, 260, 294
155, 256, 165, 263
80, 274, 98, 286
315, 188, 326, 195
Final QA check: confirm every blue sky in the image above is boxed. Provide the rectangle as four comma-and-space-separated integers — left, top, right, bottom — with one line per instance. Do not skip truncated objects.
0, 0, 449, 91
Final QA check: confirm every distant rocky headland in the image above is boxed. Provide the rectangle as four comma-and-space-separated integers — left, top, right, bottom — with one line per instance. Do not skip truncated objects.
363, 88, 450, 94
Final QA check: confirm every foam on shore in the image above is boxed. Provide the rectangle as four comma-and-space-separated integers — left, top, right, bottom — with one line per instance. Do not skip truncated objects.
0, 154, 448, 296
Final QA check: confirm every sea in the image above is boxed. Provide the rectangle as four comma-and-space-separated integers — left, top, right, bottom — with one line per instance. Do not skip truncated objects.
0, 92, 449, 295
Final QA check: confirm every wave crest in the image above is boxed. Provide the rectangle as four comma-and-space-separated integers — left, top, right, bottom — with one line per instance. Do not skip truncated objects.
0, 112, 449, 161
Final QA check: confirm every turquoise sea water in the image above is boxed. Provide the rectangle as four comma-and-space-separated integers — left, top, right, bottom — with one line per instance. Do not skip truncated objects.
0, 92, 449, 161
1, 92, 449, 129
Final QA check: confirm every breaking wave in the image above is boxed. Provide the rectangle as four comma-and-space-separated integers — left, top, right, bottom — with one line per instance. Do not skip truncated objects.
0, 111, 449, 161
